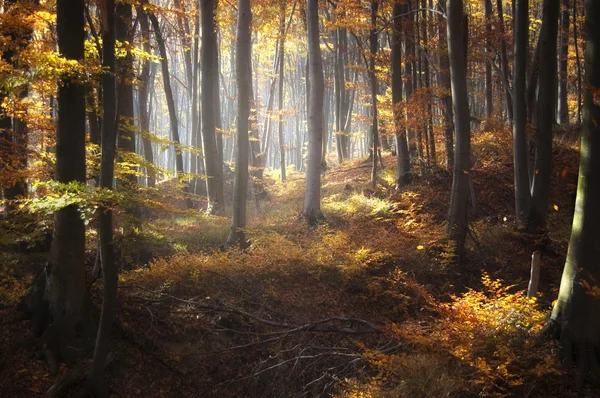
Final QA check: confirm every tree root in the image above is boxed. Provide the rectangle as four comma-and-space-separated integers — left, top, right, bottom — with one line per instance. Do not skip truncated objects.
43, 352, 114, 398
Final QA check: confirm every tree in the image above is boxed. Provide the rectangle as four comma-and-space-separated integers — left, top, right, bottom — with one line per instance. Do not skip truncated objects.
437, 0, 454, 170
484, 0, 493, 118
277, 0, 287, 182
528, 0, 559, 232
446, 0, 471, 258
227, 0, 252, 247
137, 9, 156, 188
550, 0, 600, 383
512, 0, 530, 227
42, 0, 93, 367
147, 7, 186, 184
369, 0, 379, 189
303, 0, 324, 225
201, 0, 225, 215
87, 0, 118, 393
392, 1, 410, 187
557, 0, 570, 125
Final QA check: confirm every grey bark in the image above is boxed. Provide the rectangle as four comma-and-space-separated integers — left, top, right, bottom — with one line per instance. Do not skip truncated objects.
303, 0, 324, 224
228, 0, 252, 247
528, 0, 559, 232
446, 0, 472, 258
550, 1, 600, 382
512, 0, 531, 226
201, 0, 225, 214
392, 1, 411, 187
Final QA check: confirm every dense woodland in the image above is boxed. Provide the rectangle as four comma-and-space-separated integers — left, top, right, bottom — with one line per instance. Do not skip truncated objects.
1, 0, 600, 396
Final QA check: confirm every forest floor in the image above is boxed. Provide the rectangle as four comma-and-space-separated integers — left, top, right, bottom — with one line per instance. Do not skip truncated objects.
1, 125, 599, 397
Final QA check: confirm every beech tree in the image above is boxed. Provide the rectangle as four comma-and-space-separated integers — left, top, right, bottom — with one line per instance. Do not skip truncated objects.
228, 0, 252, 246
550, 0, 600, 382
88, 0, 118, 393
392, 1, 410, 187
201, 0, 225, 215
446, 0, 471, 257
39, 0, 93, 370
512, 0, 530, 227
303, 0, 324, 224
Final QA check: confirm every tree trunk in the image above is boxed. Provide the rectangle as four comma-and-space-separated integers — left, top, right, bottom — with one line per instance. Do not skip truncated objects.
137, 10, 155, 187
392, 1, 411, 187
115, 2, 136, 188
369, 0, 379, 189
147, 11, 186, 181
446, 0, 472, 259
87, 0, 118, 393
528, 0, 559, 232
303, 0, 324, 224
484, 0, 493, 118
201, 0, 225, 214
550, 1, 600, 383
557, 0, 570, 125
438, 0, 454, 171
228, 0, 251, 247
497, 0, 514, 124
277, 2, 287, 181
43, 0, 92, 367
512, 0, 531, 227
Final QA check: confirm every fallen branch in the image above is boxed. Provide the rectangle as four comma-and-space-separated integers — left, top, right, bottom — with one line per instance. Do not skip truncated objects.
121, 284, 382, 335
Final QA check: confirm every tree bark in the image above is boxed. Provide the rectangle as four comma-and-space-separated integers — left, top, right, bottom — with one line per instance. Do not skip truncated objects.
277, 1, 287, 181
137, 9, 155, 187
201, 0, 225, 214
557, 0, 570, 125
44, 0, 92, 366
527, 0, 559, 232
147, 10, 185, 183
484, 0, 493, 118
392, 1, 410, 187
446, 0, 472, 259
512, 0, 531, 227
496, 0, 514, 124
369, 0, 379, 189
303, 0, 324, 224
228, 0, 251, 247
438, 0, 454, 171
550, 1, 600, 383
87, 0, 118, 393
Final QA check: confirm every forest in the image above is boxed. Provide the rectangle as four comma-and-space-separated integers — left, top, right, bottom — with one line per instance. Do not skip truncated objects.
1, 0, 600, 396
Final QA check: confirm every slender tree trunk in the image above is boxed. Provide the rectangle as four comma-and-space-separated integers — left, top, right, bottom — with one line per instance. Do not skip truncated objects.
201, 0, 225, 214
303, 0, 324, 224
147, 11, 186, 180
137, 10, 155, 187
277, 2, 287, 181
512, 0, 531, 226
446, 0, 472, 259
393, 1, 411, 187
574, 0, 582, 124
87, 0, 117, 392
422, 0, 435, 165
484, 0, 493, 118
370, 0, 379, 189
228, 0, 251, 247
497, 0, 514, 124
557, 0, 570, 125
550, 1, 600, 379
438, 0, 454, 170
528, 0, 559, 232
115, 3, 136, 187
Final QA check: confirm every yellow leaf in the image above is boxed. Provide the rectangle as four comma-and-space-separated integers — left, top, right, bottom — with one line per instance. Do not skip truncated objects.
417, 245, 424, 250
553, 205, 559, 211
